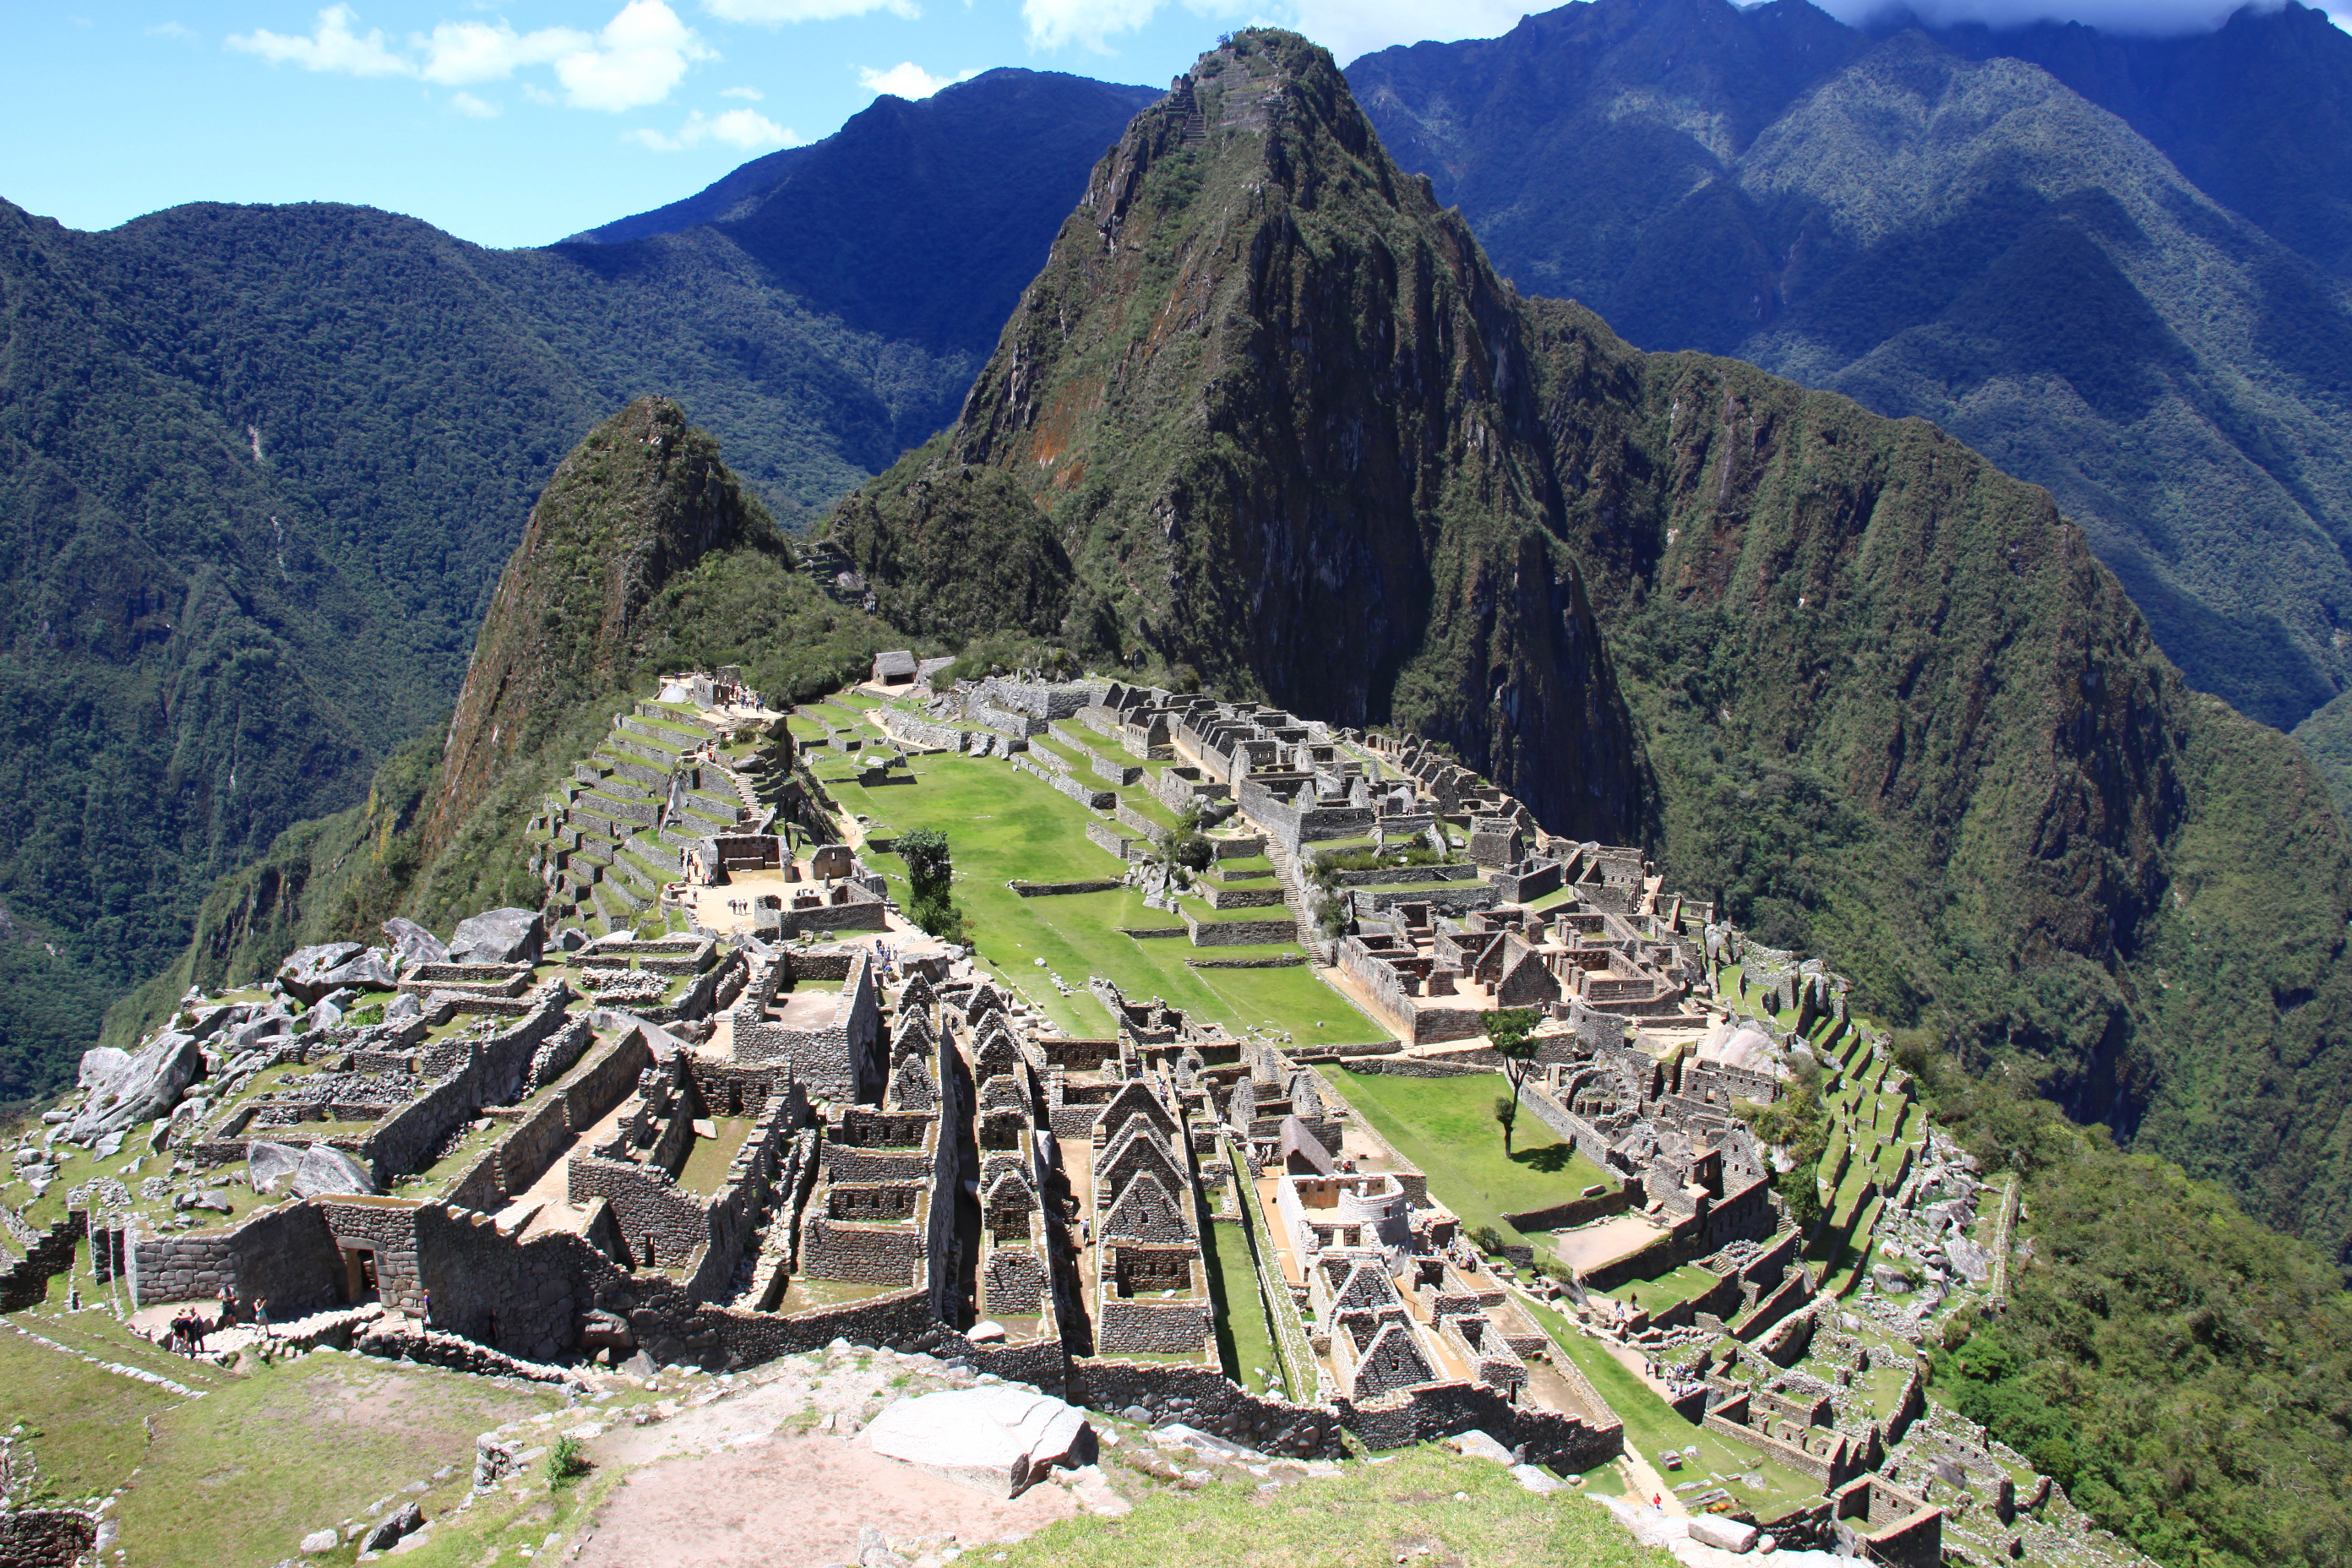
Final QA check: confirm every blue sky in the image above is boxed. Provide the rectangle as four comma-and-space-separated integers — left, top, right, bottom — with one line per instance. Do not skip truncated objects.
5, 1, 2344, 249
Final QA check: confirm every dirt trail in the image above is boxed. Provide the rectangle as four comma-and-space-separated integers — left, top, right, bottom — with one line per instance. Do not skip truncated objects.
574, 1430, 1076, 1568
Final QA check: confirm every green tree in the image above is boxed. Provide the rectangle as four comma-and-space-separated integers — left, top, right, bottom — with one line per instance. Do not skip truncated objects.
894, 828, 968, 945
1485, 1007, 1545, 1155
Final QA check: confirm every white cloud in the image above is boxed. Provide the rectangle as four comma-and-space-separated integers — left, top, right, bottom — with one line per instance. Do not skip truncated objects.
704, 0, 919, 22
227, 4, 411, 75
1020, 0, 1166, 52
720, 84, 764, 98
856, 60, 979, 97
450, 90, 500, 117
629, 106, 799, 150
227, 3, 710, 112
416, 19, 589, 84
557, 0, 714, 110
144, 21, 198, 41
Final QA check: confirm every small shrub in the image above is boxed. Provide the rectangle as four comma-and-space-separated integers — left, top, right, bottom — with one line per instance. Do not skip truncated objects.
546, 1435, 589, 1485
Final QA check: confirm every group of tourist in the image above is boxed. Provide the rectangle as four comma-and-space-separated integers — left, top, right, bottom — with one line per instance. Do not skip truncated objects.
159, 1288, 271, 1357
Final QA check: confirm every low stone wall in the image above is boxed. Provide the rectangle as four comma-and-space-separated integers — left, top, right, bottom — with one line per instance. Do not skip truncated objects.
875, 709, 965, 752
1185, 955, 1305, 969
1181, 911, 1298, 946
1065, 1360, 1344, 1460
1010, 879, 1126, 897
1325, 863, 1479, 888
1347, 883, 1499, 917
1338, 1379, 1620, 1471
1113, 803, 1172, 845
1501, 1182, 1634, 1233
1086, 821, 1146, 860
1350, 1057, 1492, 1078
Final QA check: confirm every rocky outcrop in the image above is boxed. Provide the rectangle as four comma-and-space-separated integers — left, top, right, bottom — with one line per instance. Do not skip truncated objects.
70, 1033, 204, 1141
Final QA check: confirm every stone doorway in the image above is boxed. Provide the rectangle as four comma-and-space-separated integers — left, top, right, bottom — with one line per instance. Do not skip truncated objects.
339, 1244, 379, 1305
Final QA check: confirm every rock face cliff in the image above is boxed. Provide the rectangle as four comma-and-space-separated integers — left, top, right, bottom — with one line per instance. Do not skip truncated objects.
831, 36, 1648, 840
425, 397, 784, 858
830, 30, 2352, 1259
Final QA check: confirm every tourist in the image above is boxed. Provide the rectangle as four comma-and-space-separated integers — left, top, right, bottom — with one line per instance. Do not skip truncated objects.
220, 1285, 238, 1325
253, 1297, 271, 1341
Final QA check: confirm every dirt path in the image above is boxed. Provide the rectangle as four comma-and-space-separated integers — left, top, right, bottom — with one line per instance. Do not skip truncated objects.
574, 1430, 1076, 1568
574, 1360, 1079, 1567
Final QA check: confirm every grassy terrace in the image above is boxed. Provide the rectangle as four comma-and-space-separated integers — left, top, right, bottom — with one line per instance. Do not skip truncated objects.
1329, 1069, 1611, 1241
816, 750, 1382, 1046
1519, 1296, 1820, 1516
995, 1445, 1674, 1567
1597, 1262, 1725, 1315
1201, 1216, 1279, 1394
676, 1116, 754, 1195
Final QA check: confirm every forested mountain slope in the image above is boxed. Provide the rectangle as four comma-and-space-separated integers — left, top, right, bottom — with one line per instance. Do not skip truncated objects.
829, 29, 2352, 1266
1348, 0, 2352, 735
0, 69, 1145, 1103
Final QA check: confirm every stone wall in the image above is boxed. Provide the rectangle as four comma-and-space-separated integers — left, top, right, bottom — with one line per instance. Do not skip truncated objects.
317, 1197, 425, 1310
1096, 1295, 1211, 1355
1085, 821, 1145, 860
1338, 1380, 1621, 1472
1065, 1360, 1343, 1460
0, 1508, 97, 1568
1181, 911, 1298, 946
0, 1213, 84, 1312
1011, 756, 1115, 810
130, 1199, 340, 1312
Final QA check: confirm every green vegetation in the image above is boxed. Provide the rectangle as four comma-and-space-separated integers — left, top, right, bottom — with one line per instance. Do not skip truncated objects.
1484, 1008, 1546, 1156
896, 827, 970, 945
820, 749, 1378, 1046
1332, 1068, 1609, 1239
1350, 9, 2352, 733
112, 1349, 566, 1566
1902, 1039, 2352, 1568
1517, 1298, 1817, 1516
0, 1326, 182, 1503
994, 1443, 1669, 1568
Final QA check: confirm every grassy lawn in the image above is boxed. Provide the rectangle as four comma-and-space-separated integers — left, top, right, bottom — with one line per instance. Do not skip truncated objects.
996, 1445, 1671, 1568
1330, 1069, 1610, 1240
0, 1321, 184, 1503
1598, 1263, 1725, 1315
1519, 1298, 1820, 1518
676, 1117, 753, 1195
821, 754, 1383, 1047
1202, 1218, 1278, 1394
116, 1349, 569, 1567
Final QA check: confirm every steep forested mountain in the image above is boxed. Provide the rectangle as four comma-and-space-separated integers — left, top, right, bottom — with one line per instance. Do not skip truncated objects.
0, 69, 1146, 1102
830, 30, 2352, 1273
1348, 0, 2352, 736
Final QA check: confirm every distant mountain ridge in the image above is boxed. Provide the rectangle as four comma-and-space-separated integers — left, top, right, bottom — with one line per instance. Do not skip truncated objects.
828, 30, 2352, 1282
0, 68, 1148, 1103
1348, 0, 2352, 736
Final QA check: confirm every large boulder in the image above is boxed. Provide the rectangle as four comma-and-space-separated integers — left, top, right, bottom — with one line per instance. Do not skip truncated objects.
448, 908, 544, 966
248, 1141, 306, 1195
383, 917, 449, 970
69, 1032, 206, 1141
78, 1046, 133, 1091
863, 1386, 1092, 1497
292, 1145, 379, 1198
1946, 1236, 1995, 1284
277, 943, 365, 1003
1687, 1516, 1759, 1553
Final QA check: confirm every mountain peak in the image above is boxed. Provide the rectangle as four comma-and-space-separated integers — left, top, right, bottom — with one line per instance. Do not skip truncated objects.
425, 396, 781, 856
